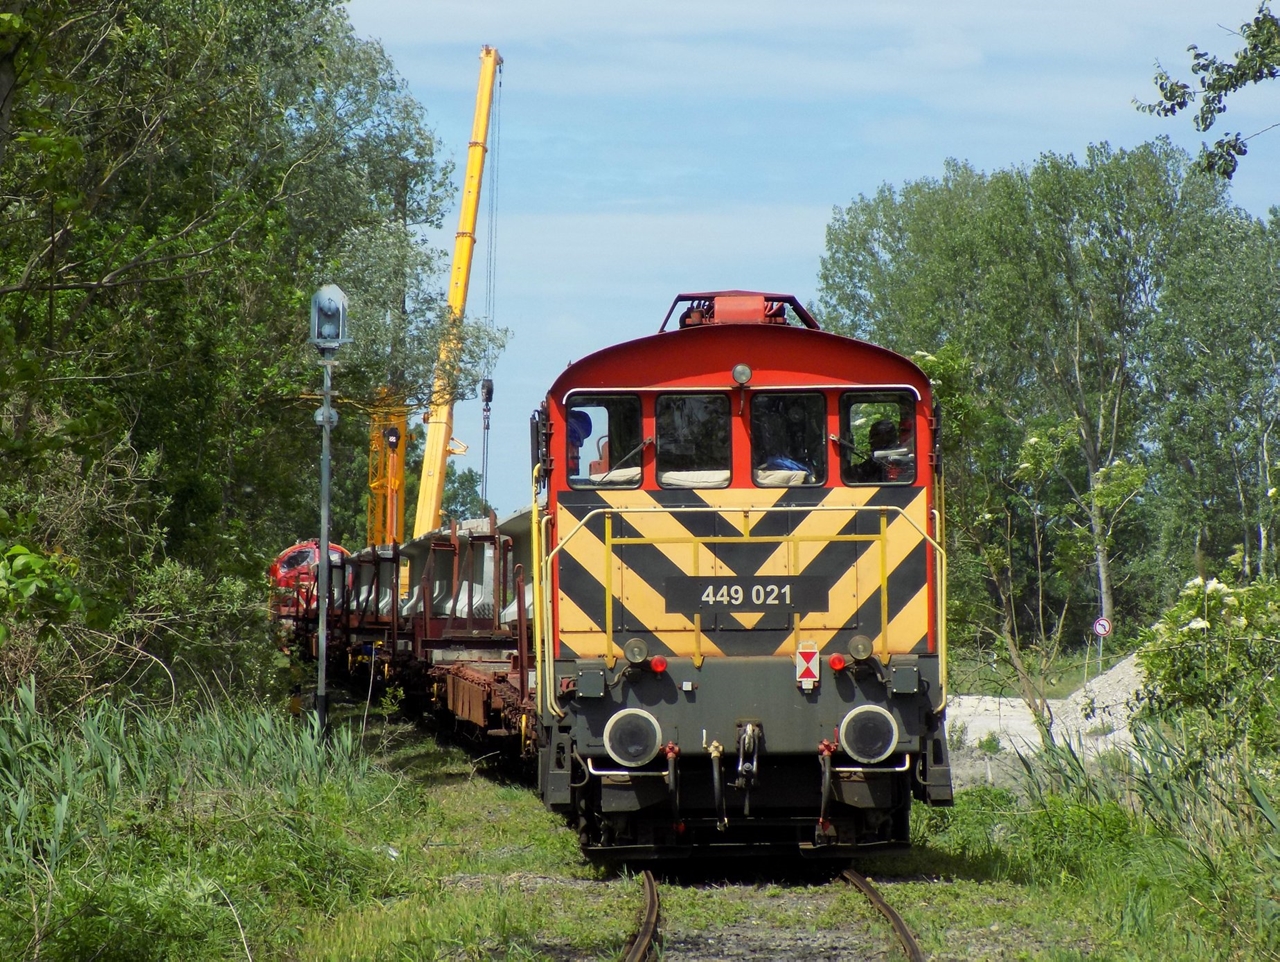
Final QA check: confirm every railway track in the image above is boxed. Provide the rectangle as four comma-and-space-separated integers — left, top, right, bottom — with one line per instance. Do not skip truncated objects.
840, 867, 926, 962
621, 869, 661, 962
622, 865, 921, 962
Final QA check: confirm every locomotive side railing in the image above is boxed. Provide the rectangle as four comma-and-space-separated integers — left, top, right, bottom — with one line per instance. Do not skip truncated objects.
533, 501, 948, 720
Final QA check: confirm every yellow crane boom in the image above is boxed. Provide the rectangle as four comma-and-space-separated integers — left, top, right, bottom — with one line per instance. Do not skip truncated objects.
413, 44, 502, 539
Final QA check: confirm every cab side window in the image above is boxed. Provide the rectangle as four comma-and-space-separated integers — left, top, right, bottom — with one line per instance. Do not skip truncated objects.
656, 394, 731, 488
839, 393, 916, 485
566, 395, 643, 488
750, 393, 826, 486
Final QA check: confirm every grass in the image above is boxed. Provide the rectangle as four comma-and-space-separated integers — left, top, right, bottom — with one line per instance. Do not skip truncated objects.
0, 680, 633, 961
853, 727, 1280, 961
4, 679, 1276, 961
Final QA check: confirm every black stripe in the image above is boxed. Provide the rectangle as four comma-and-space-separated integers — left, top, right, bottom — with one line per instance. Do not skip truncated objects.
611, 540, 746, 632
843, 539, 929, 635
746, 486, 830, 538
557, 490, 611, 520
863, 485, 923, 511
556, 551, 676, 657
646, 488, 721, 539
886, 540, 928, 617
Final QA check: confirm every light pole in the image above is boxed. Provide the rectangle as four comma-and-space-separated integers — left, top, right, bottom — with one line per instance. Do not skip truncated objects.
310, 284, 350, 733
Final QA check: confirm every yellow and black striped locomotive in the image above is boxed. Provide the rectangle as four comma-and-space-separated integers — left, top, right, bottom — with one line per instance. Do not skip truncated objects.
530, 291, 953, 857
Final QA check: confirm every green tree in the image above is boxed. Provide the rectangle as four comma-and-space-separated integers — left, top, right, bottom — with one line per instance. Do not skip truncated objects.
1148, 206, 1280, 581
441, 461, 492, 523
1139, 2, 1280, 177
0, 0, 503, 701
818, 141, 1235, 667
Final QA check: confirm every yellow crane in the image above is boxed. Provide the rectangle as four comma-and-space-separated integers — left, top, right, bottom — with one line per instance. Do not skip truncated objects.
366, 387, 408, 546
412, 44, 502, 540
365, 45, 501, 546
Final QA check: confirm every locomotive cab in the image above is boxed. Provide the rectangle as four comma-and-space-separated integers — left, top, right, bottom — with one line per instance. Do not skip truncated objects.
532, 292, 953, 858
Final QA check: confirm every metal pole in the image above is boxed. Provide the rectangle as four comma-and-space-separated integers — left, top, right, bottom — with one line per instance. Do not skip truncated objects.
316, 358, 334, 733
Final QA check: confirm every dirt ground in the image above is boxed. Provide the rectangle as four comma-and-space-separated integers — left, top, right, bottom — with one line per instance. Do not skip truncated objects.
946, 653, 1145, 789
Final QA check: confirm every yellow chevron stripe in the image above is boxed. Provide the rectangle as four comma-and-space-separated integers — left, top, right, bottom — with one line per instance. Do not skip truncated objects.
618, 505, 726, 576
554, 488, 930, 661
779, 496, 929, 656
556, 508, 725, 659
758, 487, 879, 574
885, 582, 929, 649
556, 589, 601, 636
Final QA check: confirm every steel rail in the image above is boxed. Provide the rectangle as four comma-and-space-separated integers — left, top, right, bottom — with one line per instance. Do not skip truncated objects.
621, 869, 660, 962
840, 867, 925, 962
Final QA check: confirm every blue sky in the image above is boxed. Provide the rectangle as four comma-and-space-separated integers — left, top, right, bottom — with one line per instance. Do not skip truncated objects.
344, 1, 1280, 516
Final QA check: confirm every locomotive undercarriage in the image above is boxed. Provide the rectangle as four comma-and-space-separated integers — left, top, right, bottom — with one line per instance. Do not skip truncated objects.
572, 757, 915, 858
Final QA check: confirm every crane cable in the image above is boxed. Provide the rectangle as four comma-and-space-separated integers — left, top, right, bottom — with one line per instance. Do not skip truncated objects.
479, 63, 502, 508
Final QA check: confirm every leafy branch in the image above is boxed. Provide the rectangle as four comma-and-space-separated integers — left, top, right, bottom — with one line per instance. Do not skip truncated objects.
1138, 3, 1280, 177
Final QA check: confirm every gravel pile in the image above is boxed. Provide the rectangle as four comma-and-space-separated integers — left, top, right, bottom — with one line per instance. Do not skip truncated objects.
946, 653, 1148, 786
1051, 652, 1145, 747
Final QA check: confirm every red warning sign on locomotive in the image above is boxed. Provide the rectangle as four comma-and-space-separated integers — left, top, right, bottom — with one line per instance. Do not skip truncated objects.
796, 644, 820, 689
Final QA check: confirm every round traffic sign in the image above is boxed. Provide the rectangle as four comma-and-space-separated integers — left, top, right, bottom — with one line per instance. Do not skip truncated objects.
1093, 617, 1112, 637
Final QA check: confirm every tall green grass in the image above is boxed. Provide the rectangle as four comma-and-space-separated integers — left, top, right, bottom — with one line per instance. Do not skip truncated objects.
0, 680, 390, 961
910, 724, 1280, 959
0, 682, 599, 961
1025, 726, 1279, 958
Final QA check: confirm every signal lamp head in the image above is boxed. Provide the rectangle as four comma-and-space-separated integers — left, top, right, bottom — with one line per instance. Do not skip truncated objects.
731, 363, 752, 385
828, 653, 848, 672
649, 655, 668, 674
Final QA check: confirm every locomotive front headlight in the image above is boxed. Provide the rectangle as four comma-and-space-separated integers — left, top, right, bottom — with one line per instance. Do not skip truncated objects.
731, 363, 752, 385
838, 705, 900, 764
603, 709, 663, 767
848, 634, 875, 661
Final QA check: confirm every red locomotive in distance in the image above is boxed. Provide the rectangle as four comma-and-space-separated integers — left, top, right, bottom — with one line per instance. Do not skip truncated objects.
269, 540, 349, 622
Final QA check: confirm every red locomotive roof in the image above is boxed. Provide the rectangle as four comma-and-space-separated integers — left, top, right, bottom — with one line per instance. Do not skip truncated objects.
549, 314, 930, 401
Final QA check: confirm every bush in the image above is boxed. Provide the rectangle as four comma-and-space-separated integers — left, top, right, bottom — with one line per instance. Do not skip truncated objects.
1138, 576, 1280, 763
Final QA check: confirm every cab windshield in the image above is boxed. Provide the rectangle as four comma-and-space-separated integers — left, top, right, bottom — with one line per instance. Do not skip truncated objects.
656, 394, 731, 488
839, 392, 917, 485
750, 392, 826, 486
566, 395, 643, 488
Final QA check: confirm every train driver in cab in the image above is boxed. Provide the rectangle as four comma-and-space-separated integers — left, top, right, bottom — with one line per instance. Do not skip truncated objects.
566, 409, 593, 477
850, 419, 900, 483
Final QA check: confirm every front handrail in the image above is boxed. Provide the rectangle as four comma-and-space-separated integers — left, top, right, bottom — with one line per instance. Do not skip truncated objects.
533, 501, 948, 716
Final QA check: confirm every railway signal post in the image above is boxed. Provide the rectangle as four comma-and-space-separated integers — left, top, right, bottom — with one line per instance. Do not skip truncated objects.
310, 284, 351, 733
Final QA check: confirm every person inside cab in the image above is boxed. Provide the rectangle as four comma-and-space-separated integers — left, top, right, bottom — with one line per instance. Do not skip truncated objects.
850, 419, 899, 483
